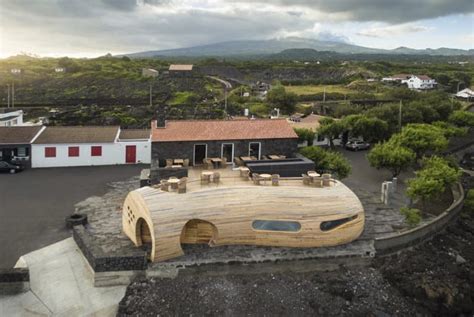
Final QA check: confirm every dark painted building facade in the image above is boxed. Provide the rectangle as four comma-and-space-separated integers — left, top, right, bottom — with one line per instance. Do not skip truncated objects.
151, 119, 298, 167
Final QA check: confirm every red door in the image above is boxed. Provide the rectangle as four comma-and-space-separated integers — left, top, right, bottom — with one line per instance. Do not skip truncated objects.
125, 145, 136, 163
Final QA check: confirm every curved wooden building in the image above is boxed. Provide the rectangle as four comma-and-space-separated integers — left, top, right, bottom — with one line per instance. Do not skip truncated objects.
122, 178, 365, 263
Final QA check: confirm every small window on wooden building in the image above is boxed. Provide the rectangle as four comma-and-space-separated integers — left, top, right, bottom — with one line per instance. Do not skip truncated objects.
252, 220, 301, 232
320, 215, 358, 232
45, 147, 56, 158
91, 146, 102, 157
68, 146, 80, 157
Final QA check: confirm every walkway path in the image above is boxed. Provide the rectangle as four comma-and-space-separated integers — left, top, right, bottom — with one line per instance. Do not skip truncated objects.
0, 238, 126, 316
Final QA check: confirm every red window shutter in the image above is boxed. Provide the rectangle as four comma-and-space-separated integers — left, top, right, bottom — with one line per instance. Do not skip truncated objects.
45, 147, 56, 158
68, 146, 80, 157
91, 146, 102, 157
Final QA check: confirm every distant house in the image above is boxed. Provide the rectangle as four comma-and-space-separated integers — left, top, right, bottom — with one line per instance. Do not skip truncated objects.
151, 119, 298, 166
10, 68, 22, 74
456, 88, 474, 100
403, 75, 437, 90
31, 126, 150, 168
382, 74, 436, 90
0, 110, 24, 127
381, 74, 411, 82
0, 126, 44, 167
168, 64, 194, 77
252, 81, 271, 92
54, 67, 66, 73
142, 68, 159, 78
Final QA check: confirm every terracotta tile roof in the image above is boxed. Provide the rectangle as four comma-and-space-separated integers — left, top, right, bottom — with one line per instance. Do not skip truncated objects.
152, 119, 298, 142
0, 126, 43, 144
391, 74, 411, 80
416, 75, 432, 80
33, 126, 119, 144
119, 129, 150, 140
169, 64, 193, 71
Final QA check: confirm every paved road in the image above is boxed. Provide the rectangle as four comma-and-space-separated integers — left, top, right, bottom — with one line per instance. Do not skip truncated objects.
207, 76, 232, 89
338, 148, 413, 194
0, 165, 143, 268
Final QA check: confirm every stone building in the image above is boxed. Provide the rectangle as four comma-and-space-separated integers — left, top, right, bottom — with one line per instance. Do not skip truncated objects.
151, 118, 298, 167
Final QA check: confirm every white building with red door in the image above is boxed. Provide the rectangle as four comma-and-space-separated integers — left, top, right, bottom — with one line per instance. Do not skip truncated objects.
31, 126, 150, 168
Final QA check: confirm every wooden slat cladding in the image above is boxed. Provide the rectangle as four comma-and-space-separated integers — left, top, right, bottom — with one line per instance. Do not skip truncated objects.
122, 180, 365, 262
181, 220, 216, 244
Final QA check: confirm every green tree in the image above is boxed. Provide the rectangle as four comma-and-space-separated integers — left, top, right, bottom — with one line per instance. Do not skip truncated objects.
416, 156, 461, 188
406, 175, 444, 205
293, 128, 316, 146
266, 85, 297, 114
317, 118, 345, 149
449, 110, 474, 127
299, 146, 351, 179
393, 124, 448, 160
367, 141, 416, 177
407, 156, 461, 207
343, 114, 389, 143
432, 121, 467, 138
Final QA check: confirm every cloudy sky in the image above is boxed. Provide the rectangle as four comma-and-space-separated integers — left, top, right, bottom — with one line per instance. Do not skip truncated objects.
0, 0, 473, 58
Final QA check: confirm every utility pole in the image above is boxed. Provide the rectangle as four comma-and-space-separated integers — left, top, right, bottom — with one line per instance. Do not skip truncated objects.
149, 83, 152, 107
12, 82, 15, 108
7, 84, 10, 108
398, 100, 402, 132
224, 87, 228, 117
323, 87, 326, 103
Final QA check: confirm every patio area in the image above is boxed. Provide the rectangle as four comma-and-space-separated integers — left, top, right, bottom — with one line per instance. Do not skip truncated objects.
155, 164, 336, 194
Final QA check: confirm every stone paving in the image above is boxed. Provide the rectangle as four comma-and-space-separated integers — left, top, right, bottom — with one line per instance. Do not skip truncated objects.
74, 168, 410, 270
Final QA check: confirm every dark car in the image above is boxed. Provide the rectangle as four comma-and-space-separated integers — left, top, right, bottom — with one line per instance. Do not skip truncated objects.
461, 153, 474, 170
0, 161, 24, 174
345, 140, 370, 151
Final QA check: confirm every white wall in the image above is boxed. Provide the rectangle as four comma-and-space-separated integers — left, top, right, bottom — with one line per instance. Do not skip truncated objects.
31, 141, 150, 168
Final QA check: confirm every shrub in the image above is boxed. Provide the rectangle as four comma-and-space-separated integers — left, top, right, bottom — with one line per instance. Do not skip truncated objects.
299, 146, 351, 179
400, 207, 422, 227
465, 189, 474, 213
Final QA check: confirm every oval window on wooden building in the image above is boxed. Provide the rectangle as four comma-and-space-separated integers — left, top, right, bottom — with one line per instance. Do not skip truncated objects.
252, 220, 301, 232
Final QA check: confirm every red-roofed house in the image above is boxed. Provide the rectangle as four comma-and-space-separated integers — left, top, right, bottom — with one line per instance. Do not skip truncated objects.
151, 119, 298, 166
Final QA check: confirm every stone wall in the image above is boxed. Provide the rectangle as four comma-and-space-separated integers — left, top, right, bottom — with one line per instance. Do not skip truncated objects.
73, 225, 147, 273
152, 138, 298, 166
374, 183, 465, 255
0, 268, 29, 295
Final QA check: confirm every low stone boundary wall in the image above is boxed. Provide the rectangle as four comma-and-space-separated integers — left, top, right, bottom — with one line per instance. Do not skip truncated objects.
374, 183, 465, 254
72, 226, 147, 273
0, 268, 30, 295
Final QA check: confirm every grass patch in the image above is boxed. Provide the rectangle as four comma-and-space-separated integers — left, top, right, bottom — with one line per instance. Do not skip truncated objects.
284, 84, 353, 95
169, 91, 197, 105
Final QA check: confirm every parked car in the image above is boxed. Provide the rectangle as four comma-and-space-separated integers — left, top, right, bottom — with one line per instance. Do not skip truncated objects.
461, 152, 474, 170
0, 161, 24, 174
345, 140, 370, 151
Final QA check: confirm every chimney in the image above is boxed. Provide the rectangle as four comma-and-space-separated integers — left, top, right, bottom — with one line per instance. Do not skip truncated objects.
155, 106, 167, 128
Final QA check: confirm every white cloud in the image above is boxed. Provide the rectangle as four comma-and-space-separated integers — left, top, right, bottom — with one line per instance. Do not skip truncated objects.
357, 23, 432, 38
0, 0, 471, 57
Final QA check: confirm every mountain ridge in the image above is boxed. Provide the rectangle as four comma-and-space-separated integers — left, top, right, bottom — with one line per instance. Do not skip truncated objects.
122, 37, 473, 58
